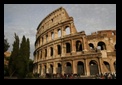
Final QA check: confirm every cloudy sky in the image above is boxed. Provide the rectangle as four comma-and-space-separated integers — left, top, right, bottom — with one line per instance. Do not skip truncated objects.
4, 4, 116, 60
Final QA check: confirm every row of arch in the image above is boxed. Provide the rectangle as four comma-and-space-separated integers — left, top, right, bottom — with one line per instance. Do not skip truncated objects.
40, 60, 116, 75
35, 41, 116, 60
36, 26, 71, 48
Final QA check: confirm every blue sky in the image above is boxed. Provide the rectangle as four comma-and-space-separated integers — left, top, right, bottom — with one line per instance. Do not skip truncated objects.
4, 4, 116, 60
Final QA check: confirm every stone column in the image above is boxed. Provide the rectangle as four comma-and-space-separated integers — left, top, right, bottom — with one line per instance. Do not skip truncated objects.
73, 60, 77, 74
61, 26, 64, 38
71, 39, 76, 54
47, 47, 50, 59
82, 36, 88, 51
43, 35, 46, 44
110, 59, 115, 73
54, 44, 57, 58
54, 29, 58, 39
84, 59, 90, 76
48, 32, 51, 42
53, 62, 57, 74
46, 63, 49, 73
70, 21, 77, 34
62, 62, 65, 75
37, 64, 40, 74
61, 42, 66, 56
98, 58, 104, 74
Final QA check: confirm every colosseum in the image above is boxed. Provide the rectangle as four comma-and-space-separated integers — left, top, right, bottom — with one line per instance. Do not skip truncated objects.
33, 7, 116, 77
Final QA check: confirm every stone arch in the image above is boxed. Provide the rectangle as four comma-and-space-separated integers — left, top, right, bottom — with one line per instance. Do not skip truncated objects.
57, 63, 62, 74
77, 61, 84, 75
45, 49, 47, 58
66, 62, 72, 74
46, 35, 48, 42
76, 40, 83, 52
44, 65, 46, 74
51, 32, 54, 40
97, 41, 106, 50
103, 61, 111, 72
65, 26, 70, 35
57, 45, 61, 55
58, 29, 61, 37
89, 60, 99, 75
49, 64, 53, 74
66, 42, 71, 53
50, 47, 53, 56
89, 43, 94, 50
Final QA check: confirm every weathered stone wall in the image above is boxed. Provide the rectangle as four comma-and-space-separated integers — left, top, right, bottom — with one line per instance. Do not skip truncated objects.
33, 7, 116, 76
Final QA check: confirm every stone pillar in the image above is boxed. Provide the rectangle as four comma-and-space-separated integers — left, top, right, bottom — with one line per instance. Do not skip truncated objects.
54, 29, 58, 39
47, 47, 50, 59
70, 21, 77, 34
46, 63, 49, 73
110, 59, 115, 73
73, 60, 77, 74
61, 26, 64, 38
48, 32, 51, 42
53, 62, 57, 74
98, 58, 104, 74
62, 62, 65, 75
71, 40, 76, 54
43, 35, 46, 44
54, 44, 57, 58
84, 59, 90, 76
37, 64, 40, 74
82, 36, 88, 51
61, 43, 64, 57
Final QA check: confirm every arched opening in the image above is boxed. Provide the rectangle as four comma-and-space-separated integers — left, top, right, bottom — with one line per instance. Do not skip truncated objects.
65, 26, 70, 35
49, 64, 53, 74
112, 32, 115, 35
103, 61, 111, 72
77, 61, 84, 75
46, 35, 48, 42
89, 43, 94, 50
57, 45, 61, 55
89, 60, 99, 75
57, 63, 62, 74
44, 65, 46, 74
50, 47, 53, 56
66, 43, 71, 53
114, 61, 116, 71
97, 41, 106, 50
51, 32, 54, 40
66, 62, 72, 74
76, 40, 82, 51
40, 51, 42, 59
58, 29, 61, 37
45, 49, 47, 58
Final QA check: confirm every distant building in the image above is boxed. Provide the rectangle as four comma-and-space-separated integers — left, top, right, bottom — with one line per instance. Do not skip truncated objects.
33, 7, 116, 76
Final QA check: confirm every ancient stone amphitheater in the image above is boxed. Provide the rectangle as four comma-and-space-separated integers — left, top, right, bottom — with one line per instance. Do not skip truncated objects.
33, 7, 116, 77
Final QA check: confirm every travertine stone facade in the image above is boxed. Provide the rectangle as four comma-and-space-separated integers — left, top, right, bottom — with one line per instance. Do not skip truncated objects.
33, 7, 116, 76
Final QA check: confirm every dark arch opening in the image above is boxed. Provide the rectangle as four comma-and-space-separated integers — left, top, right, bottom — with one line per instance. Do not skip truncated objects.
57, 45, 61, 55
89, 60, 99, 75
44, 65, 46, 74
66, 43, 71, 53
57, 63, 62, 74
103, 61, 111, 72
45, 49, 47, 57
76, 40, 82, 51
89, 43, 94, 50
50, 64, 53, 74
97, 41, 106, 50
77, 61, 84, 75
50, 47, 53, 56
66, 62, 72, 74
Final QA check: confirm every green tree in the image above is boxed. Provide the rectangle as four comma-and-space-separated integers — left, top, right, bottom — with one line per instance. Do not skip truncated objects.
4, 35, 10, 52
8, 33, 19, 77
